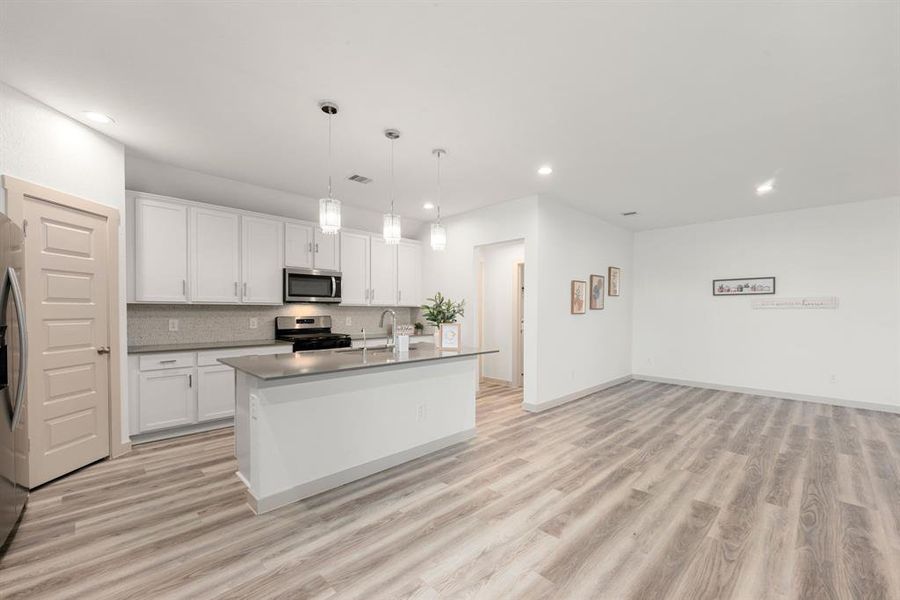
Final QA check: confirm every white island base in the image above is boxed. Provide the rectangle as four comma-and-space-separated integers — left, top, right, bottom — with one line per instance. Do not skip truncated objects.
232, 354, 479, 514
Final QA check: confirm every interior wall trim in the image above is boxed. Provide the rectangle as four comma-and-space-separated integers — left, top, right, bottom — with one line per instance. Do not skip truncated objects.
632, 374, 900, 415
521, 375, 632, 413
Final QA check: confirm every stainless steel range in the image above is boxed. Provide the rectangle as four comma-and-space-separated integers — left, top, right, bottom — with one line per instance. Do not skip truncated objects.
275, 316, 351, 351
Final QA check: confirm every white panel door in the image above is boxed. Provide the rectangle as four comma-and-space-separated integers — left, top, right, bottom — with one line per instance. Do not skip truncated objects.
138, 368, 195, 432
197, 365, 236, 421
241, 216, 284, 304
370, 237, 397, 306
313, 229, 340, 271
20, 196, 112, 487
397, 241, 423, 307
135, 198, 188, 302
339, 231, 370, 305
191, 207, 241, 303
284, 222, 314, 269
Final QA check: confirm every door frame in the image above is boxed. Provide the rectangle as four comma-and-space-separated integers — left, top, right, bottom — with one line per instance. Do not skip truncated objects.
513, 261, 524, 388
2, 175, 129, 459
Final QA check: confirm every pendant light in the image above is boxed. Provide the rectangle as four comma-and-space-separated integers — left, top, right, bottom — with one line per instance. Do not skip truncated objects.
318, 101, 341, 234
382, 129, 402, 244
430, 148, 447, 251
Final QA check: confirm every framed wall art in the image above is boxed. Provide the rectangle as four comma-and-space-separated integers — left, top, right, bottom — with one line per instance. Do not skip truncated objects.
590, 274, 605, 310
439, 322, 461, 350
608, 267, 621, 296
571, 280, 586, 314
713, 277, 775, 296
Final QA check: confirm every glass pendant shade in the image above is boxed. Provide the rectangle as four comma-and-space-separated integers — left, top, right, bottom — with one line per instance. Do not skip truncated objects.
319, 197, 341, 234
383, 213, 402, 244
430, 222, 446, 251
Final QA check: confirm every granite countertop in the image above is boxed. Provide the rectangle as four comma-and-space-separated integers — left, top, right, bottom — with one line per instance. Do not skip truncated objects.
219, 344, 497, 380
127, 339, 294, 354
348, 332, 433, 341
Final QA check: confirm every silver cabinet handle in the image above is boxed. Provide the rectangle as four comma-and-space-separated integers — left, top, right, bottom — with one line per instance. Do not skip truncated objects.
370, 288, 374, 303
182, 279, 186, 295
315, 242, 319, 253
2, 267, 27, 430
159, 359, 177, 364
398, 289, 402, 303
188, 373, 192, 387
234, 281, 238, 296
243, 282, 248, 298
308, 242, 312, 253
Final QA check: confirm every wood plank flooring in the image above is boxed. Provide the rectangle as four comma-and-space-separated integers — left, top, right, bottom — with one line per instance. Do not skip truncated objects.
1, 380, 899, 599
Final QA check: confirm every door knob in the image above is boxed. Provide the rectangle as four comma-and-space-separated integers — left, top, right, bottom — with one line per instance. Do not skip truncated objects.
97, 346, 111, 355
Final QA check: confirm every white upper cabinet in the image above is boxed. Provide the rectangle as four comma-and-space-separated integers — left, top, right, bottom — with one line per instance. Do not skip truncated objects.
284, 222, 314, 269
241, 216, 284, 304
191, 207, 241, 303
134, 197, 189, 302
340, 230, 370, 305
285, 222, 340, 272
370, 237, 397, 306
397, 241, 423, 307
314, 229, 340, 271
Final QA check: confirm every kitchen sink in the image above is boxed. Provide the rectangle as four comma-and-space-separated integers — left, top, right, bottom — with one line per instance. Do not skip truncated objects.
336, 343, 422, 354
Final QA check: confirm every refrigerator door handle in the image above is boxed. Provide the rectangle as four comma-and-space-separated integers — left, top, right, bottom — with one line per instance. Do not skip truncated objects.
4, 267, 27, 430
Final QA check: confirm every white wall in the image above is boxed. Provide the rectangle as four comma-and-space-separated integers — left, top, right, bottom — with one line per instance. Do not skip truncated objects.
125, 155, 424, 237
0, 82, 130, 443
534, 199, 634, 405
421, 195, 634, 409
633, 197, 900, 412
477, 241, 524, 382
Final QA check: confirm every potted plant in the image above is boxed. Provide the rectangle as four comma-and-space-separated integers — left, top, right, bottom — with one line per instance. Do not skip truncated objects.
413, 322, 425, 336
421, 292, 465, 345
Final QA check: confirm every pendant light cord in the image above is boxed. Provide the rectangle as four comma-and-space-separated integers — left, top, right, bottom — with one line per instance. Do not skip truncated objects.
390, 137, 396, 217
327, 112, 333, 199
437, 151, 442, 224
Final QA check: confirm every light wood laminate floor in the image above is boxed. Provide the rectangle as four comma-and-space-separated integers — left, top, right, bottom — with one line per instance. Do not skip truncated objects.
1, 380, 899, 599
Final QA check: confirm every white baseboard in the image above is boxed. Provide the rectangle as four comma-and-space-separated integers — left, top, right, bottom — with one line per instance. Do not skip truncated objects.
522, 375, 633, 413
632, 374, 900, 415
131, 418, 233, 445
246, 428, 477, 515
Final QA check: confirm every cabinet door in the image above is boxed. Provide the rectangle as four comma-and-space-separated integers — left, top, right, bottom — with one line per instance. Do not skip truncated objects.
370, 237, 397, 306
284, 222, 314, 269
138, 368, 195, 432
135, 198, 189, 302
197, 365, 235, 421
339, 231, 370, 305
191, 207, 241, 303
397, 241, 422, 307
313, 229, 340, 271
241, 216, 284, 304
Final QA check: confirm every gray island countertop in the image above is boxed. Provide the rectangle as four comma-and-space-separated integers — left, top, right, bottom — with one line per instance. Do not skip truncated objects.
219, 344, 497, 380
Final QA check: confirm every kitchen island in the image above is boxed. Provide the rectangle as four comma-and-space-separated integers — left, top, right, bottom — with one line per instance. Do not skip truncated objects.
220, 344, 497, 514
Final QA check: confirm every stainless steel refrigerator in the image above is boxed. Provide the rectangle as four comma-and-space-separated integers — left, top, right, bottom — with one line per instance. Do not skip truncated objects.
0, 213, 27, 551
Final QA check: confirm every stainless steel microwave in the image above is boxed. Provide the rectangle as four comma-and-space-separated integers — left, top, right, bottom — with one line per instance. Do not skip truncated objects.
283, 268, 342, 303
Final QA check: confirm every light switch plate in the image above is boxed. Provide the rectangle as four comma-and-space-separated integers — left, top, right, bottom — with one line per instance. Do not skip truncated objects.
168, 319, 179, 332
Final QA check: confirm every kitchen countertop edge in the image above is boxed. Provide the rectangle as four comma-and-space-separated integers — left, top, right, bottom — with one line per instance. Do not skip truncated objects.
128, 339, 294, 354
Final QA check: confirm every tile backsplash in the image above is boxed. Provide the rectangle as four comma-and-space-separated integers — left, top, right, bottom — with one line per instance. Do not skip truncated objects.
127, 303, 425, 347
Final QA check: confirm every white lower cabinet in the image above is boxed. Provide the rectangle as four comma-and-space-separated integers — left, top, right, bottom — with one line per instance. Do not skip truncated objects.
197, 364, 236, 421
138, 368, 195, 432
129, 344, 288, 439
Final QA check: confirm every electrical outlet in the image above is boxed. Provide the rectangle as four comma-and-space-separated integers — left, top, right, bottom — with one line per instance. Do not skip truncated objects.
829, 374, 838, 384
249, 317, 258, 329
168, 319, 179, 332
345, 317, 352, 326
416, 403, 426, 422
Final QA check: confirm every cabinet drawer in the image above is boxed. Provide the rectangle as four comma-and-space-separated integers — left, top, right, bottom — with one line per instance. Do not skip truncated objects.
139, 352, 195, 371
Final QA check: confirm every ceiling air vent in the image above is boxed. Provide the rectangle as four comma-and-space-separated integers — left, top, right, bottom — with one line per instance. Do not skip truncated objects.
348, 174, 373, 184
621, 211, 638, 216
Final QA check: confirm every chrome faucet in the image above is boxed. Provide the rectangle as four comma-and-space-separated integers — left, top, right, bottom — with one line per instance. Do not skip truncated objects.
379, 309, 397, 348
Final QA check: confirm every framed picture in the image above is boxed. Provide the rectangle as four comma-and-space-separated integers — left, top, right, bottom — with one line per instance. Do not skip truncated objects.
439, 323, 461, 350
571, 280, 586, 314
713, 277, 776, 296
590, 274, 605, 310
608, 267, 621, 297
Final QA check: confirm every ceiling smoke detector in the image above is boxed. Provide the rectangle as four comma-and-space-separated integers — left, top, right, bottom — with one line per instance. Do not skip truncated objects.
347, 174, 372, 184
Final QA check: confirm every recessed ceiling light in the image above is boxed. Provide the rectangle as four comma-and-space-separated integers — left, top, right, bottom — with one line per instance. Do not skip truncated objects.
82, 111, 115, 124
537, 165, 553, 176
755, 178, 776, 196
423, 202, 435, 210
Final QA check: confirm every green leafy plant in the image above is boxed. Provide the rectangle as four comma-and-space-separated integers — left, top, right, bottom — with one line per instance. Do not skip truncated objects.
421, 292, 465, 326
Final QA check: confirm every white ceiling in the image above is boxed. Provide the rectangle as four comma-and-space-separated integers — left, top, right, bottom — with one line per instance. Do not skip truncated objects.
1, 1, 898, 230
